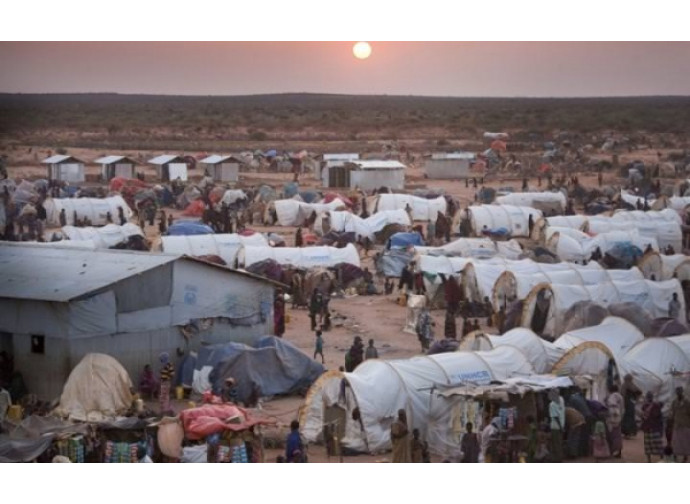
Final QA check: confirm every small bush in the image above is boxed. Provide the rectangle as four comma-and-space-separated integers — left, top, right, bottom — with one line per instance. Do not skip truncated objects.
249, 130, 269, 141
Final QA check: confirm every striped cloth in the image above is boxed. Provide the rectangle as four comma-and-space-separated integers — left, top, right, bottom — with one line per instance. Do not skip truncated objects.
644, 431, 664, 455
160, 380, 171, 413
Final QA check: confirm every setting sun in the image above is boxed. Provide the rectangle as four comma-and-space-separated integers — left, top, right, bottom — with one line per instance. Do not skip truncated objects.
353, 41, 372, 60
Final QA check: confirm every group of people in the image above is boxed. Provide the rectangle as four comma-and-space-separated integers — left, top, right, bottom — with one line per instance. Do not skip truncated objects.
342, 336, 378, 372
523, 380, 690, 463
1, 187, 48, 242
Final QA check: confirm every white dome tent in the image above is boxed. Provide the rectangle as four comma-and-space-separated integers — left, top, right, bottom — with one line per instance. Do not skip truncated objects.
239, 243, 361, 269
44, 196, 132, 227
495, 191, 566, 212
61, 223, 144, 248
467, 204, 542, 237
300, 346, 535, 455
160, 232, 268, 266
373, 194, 447, 222
313, 209, 410, 239
521, 279, 685, 337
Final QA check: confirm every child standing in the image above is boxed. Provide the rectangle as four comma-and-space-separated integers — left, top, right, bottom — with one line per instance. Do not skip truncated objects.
460, 422, 480, 463
592, 416, 611, 462
313, 330, 325, 364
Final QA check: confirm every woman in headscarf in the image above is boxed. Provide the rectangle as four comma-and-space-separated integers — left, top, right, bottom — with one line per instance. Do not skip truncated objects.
159, 352, 174, 415
443, 307, 457, 340
391, 409, 411, 463
641, 391, 664, 462
620, 374, 642, 438
605, 384, 624, 458
274, 291, 286, 337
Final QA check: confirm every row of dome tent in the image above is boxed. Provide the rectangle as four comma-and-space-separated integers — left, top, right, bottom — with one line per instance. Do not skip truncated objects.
535, 208, 683, 263
300, 316, 690, 459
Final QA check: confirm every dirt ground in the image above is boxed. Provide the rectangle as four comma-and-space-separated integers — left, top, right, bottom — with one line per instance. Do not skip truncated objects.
6, 146, 671, 463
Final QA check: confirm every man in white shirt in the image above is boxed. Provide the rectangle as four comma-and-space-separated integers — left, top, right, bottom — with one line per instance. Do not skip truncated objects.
549, 389, 565, 462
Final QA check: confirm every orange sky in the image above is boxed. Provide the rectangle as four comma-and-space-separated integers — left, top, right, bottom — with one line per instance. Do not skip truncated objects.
0, 42, 688, 97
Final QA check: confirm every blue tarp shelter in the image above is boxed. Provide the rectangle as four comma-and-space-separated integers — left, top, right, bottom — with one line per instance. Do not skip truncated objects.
167, 221, 214, 236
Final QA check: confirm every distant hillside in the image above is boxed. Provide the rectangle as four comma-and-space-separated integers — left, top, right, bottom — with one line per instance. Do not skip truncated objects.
1, 93, 689, 150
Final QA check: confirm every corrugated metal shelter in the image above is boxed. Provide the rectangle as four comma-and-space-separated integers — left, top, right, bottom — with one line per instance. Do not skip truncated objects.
319, 153, 360, 186
341, 160, 406, 191
424, 152, 475, 179
148, 154, 186, 182
94, 155, 136, 181
199, 154, 242, 182
0, 243, 277, 400
42, 155, 85, 183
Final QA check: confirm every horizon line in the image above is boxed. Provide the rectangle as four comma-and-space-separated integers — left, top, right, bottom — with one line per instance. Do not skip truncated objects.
1, 91, 690, 100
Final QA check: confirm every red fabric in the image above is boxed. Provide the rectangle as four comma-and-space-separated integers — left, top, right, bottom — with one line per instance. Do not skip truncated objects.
109, 177, 148, 192
208, 187, 225, 204
239, 229, 256, 236
182, 199, 206, 217
179, 404, 274, 440
491, 140, 507, 151
323, 192, 353, 207
303, 233, 318, 244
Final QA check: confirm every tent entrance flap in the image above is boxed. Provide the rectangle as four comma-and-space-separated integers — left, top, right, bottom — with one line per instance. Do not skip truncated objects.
530, 287, 551, 334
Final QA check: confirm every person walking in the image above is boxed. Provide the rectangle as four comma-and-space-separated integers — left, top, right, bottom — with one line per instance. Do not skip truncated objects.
415, 307, 434, 353
313, 330, 325, 364
671, 386, 690, 462
641, 391, 664, 462
606, 384, 625, 458
549, 389, 565, 462
621, 374, 641, 438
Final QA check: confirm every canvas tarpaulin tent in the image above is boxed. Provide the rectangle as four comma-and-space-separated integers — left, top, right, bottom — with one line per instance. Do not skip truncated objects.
495, 191, 566, 212
491, 260, 633, 308
240, 243, 360, 269
587, 217, 681, 251
415, 237, 522, 260
53, 353, 133, 422
314, 209, 410, 239
375, 249, 415, 277
61, 223, 144, 248
188, 336, 324, 402
167, 221, 215, 236
547, 228, 658, 263
551, 317, 690, 407
373, 194, 447, 221
522, 279, 685, 338
300, 345, 535, 455
486, 328, 562, 374
161, 233, 268, 266
459, 257, 603, 305
468, 205, 542, 237
387, 232, 425, 249
638, 252, 690, 281
44, 196, 133, 227
274, 198, 346, 226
